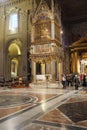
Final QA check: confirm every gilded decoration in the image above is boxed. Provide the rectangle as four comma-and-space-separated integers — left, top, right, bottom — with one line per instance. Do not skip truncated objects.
55, 23, 61, 43
35, 44, 51, 53
70, 37, 87, 73
33, 0, 52, 24
34, 21, 51, 43
31, 39, 61, 45
32, 0, 52, 44
70, 37, 87, 52
31, 0, 61, 46
30, 53, 62, 63
30, 49, 63, 62
30, 0, 63, 82
30, 41, 63, 62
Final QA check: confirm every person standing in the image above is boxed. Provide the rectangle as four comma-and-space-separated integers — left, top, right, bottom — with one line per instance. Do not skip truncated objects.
74, 75, 80, 90
61, 74, 66, 89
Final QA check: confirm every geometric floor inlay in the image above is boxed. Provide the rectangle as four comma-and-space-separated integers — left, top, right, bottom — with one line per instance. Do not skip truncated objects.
0, 91, 57, 119
22, 124, 60, 130
0, 94, 37, 108
58, 101, 87, 123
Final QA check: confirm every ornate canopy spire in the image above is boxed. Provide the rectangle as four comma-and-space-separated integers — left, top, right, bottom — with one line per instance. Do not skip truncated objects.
51, 0, 54, 17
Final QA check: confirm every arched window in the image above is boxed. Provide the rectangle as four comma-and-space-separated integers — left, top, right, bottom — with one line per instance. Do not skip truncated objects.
9, 13, 18, 31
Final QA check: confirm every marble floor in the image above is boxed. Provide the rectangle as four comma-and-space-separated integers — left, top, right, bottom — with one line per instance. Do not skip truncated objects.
0, 84, 87, 130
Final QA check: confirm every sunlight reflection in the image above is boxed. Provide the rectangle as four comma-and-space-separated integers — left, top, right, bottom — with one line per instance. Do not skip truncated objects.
7, 120, 15, 130
60, 125, 67, 130
41, 103, 47, 111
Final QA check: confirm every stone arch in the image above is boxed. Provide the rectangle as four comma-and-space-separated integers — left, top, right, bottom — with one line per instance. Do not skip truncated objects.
6, 39, 22, 80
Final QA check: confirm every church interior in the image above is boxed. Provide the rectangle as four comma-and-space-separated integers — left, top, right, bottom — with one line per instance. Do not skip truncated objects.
0, 0, 87, 130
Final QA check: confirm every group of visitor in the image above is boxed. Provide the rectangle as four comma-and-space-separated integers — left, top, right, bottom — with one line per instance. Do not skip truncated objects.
61, 73, 87, 90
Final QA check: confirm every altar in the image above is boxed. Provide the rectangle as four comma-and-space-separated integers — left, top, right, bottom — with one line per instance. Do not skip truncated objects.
36, 75, 46, 81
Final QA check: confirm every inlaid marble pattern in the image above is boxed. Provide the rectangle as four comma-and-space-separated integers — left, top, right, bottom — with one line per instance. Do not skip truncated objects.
58, 101, 87, 122
0, 94, 36, 108
22, 123, 60, 130
1, 87, 87, 130
0, 90, 57, 119
37, 93, 87, 129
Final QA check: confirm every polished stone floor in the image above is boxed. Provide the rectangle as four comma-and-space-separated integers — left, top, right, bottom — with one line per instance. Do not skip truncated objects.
0, 85, 87, 130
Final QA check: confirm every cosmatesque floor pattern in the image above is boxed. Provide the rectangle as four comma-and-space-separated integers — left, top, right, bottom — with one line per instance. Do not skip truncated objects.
0, 86, 87, 130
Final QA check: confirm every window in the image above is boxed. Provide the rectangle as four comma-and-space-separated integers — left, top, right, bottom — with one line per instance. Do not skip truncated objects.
9, 13, 18, 31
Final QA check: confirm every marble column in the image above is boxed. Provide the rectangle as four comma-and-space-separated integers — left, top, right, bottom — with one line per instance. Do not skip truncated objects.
57, 61, 59, 80
51, 0, 55, 40
51, 20, 55, 39
57, 61, 63, 88
51, 60, 56, 82
71, 52, 79, 73
41, 63, 45, 74
77, 54, 80, 73
74, 52, 78, 73
58, 62, 63, 81
18, 55, 22, 76
71, 53, 75, 73
6, 54, 11, 80
31, 25, 35, 43
31, 61, 36, 82
46, 62, 51, 74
